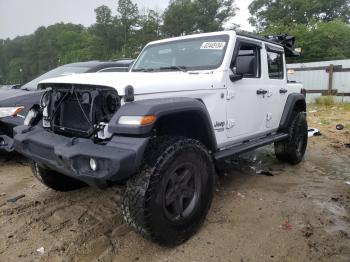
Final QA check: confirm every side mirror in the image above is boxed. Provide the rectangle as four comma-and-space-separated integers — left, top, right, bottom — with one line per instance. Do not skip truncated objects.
229, 68, 243, 82
11, 84, 22, 89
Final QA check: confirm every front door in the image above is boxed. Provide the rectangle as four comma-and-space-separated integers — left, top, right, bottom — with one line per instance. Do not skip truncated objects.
226, 38, 268, 142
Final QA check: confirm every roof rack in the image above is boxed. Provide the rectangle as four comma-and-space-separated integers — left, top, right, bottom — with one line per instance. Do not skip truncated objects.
264, 34, 300, 57
237, 32, 300, 57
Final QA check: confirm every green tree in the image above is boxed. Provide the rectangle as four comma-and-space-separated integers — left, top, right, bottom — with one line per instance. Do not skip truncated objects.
163, 0, 197, 36
137, 9, 162, 46
249, 0, 350, 31
263, 20, 350, 62
117, 0, 139, 56
194, 0, 237, 32
90, 5, 119, 59
163, 0, 237, 36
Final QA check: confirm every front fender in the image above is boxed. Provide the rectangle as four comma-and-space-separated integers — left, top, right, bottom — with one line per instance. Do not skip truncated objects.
108, 97, 217, 150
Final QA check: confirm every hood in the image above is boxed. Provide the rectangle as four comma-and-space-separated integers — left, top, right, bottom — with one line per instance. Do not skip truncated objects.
40, 71, 224, 96
0, 89, 44, 109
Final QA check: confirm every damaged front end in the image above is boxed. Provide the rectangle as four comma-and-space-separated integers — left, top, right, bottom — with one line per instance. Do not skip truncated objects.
40, 84, 121, 141
14, 84, 148, 188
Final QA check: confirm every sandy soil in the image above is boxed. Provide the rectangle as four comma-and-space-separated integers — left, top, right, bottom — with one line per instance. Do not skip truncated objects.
0, 105, 349, 262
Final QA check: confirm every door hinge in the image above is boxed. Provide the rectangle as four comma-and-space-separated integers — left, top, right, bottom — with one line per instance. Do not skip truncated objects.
227, 119, 235, 129
226, 90, 235, 100
266, 113, 272, 128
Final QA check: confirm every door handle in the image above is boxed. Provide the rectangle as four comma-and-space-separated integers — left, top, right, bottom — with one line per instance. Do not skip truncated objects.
279, 88, 288, 94
257, 89, 268, 95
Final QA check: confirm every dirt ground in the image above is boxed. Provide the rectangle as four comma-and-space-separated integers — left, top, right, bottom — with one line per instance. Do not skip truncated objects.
0, 104, 349, 262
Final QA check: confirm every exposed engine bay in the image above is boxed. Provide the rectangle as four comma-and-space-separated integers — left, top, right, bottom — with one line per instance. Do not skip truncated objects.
40, 84, 120, 140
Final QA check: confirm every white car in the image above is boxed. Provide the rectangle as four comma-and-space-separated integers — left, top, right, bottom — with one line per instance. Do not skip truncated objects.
14, 31, 307, 246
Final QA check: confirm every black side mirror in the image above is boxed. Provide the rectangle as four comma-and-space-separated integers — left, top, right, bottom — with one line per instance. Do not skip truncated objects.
229, 68, 243, 82
12, 84, 22, 89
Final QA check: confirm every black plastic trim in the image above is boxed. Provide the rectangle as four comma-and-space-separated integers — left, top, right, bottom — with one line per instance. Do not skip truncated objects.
266, 44, 284, 53
237, 32, 283, 47
214, 132, 288, 160
0, 134, 14, 153
13, 126, 149, 188
108, 97, 217, 151
279, 93, 306, 130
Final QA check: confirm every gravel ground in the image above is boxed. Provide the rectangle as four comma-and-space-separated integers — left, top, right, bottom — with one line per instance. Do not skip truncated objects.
0, 105, 349, 262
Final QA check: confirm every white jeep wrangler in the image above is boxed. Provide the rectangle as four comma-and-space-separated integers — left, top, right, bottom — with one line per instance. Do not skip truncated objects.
14, 31, 307, 246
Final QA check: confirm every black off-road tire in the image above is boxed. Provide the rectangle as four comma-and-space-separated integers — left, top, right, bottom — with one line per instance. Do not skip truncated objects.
121, 136, 215, 246
31, 162, 86, 192
274, 111, 308, 165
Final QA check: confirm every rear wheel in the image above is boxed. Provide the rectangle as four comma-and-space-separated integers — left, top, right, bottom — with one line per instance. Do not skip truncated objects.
31, 162, 86, 192
122, 136, 215, 246
274, 112, 308, 165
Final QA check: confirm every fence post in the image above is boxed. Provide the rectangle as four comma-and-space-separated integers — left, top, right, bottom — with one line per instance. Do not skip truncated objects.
328, 64, 334, 95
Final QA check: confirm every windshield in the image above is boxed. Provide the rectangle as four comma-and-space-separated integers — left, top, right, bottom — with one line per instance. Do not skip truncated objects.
21, 65, 91, 90
132, 35, 229, 72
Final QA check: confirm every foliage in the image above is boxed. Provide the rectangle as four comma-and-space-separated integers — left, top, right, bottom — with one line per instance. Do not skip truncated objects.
162, 0, 237, 36
249, 0, 350, 31
314, 96, 335, 106
0, 23, 94, 84
1, 0, 350, 85
0, 0, 238, 84
250, 0, 350, 63
262, 20, 350, 63
0, 1, 163, 84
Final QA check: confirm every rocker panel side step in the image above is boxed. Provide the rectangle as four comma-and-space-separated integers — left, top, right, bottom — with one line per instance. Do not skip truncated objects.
214, 133, 289, 160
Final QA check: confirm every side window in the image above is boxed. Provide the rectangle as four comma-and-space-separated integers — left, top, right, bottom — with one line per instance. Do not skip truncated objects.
232, 44, 260, 78
267, 51, 284, 79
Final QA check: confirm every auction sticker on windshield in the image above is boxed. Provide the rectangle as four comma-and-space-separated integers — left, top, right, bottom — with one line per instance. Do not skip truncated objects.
200, 42, 226, 50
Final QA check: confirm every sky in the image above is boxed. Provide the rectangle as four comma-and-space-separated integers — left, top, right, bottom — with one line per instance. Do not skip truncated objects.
0, 0, 254, 39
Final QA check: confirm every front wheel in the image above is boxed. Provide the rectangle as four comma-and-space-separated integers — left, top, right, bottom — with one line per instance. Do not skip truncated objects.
122, 136, 215, 246
274, 112, 308, 165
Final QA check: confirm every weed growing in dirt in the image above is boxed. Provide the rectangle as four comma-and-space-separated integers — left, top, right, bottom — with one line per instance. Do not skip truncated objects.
320, 119, 331, 125
314, 96, 335, 106
342, 103, 350, 111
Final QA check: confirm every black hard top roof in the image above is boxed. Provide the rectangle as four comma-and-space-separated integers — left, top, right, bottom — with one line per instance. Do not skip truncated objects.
236, 32, 283, 47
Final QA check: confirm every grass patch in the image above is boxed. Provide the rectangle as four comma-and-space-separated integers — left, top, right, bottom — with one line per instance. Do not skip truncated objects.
342, 103, 350, 111
320, 119, 331, 125
314, 96, 335, 106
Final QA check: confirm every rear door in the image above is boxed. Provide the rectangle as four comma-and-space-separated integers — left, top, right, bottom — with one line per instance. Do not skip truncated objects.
263, 44, 288, 130
226, 38, 268, 141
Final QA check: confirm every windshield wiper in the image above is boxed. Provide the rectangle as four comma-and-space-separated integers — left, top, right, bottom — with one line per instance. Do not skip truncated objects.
159, 66, 187, 72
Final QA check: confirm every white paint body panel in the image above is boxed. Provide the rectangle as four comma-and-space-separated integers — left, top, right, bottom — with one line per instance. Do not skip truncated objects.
40, 31, 303, 149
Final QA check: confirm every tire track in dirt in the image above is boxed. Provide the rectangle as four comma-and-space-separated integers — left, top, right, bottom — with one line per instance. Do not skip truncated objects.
0, 184, 131, 261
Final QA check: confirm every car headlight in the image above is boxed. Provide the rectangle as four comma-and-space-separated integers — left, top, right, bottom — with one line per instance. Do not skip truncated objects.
24, 105, 42, 126
0, 107, 24, 118
118, 115, 156, 126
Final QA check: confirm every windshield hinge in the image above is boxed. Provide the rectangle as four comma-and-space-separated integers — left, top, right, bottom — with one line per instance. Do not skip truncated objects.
226, 90, 235, 100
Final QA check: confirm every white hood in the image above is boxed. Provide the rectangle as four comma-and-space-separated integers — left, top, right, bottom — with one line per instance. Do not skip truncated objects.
39, 71, 224, 96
